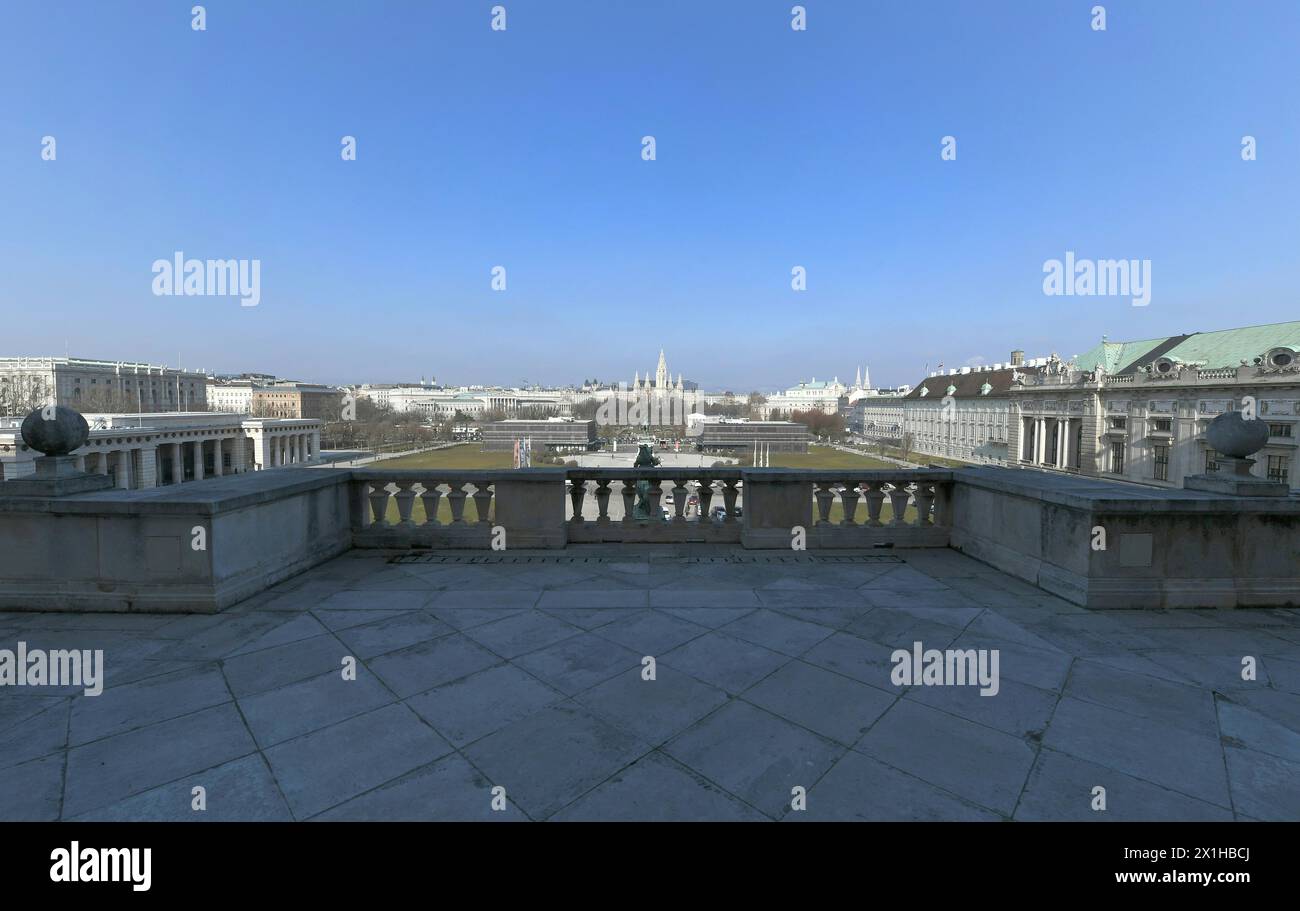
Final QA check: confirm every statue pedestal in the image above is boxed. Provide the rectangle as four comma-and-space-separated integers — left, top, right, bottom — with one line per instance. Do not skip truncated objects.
1184, 457, 1289, 497
1, 456, 115, 498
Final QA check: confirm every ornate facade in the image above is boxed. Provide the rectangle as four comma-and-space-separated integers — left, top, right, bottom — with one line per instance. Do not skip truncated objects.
1009, 322, 1300, 491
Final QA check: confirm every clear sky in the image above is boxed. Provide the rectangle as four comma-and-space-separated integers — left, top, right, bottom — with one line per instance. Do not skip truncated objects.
2, 1, 1297, 391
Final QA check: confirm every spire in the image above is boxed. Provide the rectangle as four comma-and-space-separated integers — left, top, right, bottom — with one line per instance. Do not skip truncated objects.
855, 366, 861, 388
633, 370, 640, 389
655, 349, 669, 389
862, 364, 871, 389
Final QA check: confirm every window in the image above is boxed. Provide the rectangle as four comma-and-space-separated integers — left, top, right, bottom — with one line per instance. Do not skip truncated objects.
1269, 423, 1293, 438
1205, 449, 1220, 472
1152, 418, 1172, 433
1110, 417, 1127, 430
1110, 441, 1125, 474
1268, 455, 1289, 483
1153, 445, 1169, 481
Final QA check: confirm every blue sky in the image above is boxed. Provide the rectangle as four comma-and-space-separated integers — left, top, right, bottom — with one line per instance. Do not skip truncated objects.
2, 0, 1298, 391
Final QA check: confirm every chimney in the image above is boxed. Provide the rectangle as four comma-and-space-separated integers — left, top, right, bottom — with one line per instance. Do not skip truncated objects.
1010, 350, 1025, 367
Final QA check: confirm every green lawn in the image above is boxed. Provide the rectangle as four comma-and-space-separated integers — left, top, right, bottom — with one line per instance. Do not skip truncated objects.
374, 444, 514, 470
871, 445, 970, 469
762, 445, 897, 471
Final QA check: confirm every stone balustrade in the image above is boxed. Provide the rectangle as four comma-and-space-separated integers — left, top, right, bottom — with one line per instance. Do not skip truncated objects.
351, 469, 566, 549
350, 467, 954, 549
3, 463, 1296, 612
737, 469, 953, 548
564, 468, 744, 543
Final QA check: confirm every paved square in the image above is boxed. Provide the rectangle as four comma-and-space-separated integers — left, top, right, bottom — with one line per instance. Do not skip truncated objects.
2, 546, 1296, 820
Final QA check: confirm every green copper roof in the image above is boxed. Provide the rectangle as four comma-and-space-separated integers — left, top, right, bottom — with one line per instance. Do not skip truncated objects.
1071, 320, 1300, 372
1163, 320, 1300, 367
1072, 337, 1166, 373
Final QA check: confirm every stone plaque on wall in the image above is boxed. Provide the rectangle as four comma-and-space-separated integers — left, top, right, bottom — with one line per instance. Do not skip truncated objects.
1106, 400, 1129, 414
1148, 400, 1176, 413
1198, 399, 1232, 415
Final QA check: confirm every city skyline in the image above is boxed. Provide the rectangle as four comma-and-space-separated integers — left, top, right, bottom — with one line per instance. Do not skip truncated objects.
4, 1, 1298, 388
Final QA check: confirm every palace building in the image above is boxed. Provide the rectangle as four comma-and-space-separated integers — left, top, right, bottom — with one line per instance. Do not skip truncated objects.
1010, 320, 1300, 491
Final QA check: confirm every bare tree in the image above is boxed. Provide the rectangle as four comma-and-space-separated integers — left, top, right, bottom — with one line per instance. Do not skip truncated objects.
0, 376, 52, 416
899, 431, 915, 463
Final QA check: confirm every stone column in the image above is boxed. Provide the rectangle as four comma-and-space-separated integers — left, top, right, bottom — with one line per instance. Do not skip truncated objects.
213, 438, 224, 476
194, 440, 205, 480
311, 430, 321, 461
113, 451, 129, 489
254, 434, 270, 470
139, 445, 158, 488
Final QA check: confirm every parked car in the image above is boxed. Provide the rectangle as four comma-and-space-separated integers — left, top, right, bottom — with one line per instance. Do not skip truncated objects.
709, 506, 727, 521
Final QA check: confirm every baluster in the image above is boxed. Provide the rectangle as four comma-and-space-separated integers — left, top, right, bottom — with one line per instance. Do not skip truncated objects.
568, 478, 587, 523
888, 482, 912, 526
446, 482, 468, 524
671, 477, 688, 522
839, 481, 861, 526
697, 480, 715, 520
864, 482, 886, 527
814, 481, 836, 525
394, 480, 417, 527
367, 480, 392, 527
418, 481, 443, 526
645, 479, 663, 520
620, 479, 636, 523
912, 482, 935, 526
594, 479, 612, 523
722, 479, 739, 522
472, 482, 493, 523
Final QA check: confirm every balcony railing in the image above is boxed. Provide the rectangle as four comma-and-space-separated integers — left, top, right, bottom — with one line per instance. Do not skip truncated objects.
4, 461, 1298, 612
350, 467, 954, 549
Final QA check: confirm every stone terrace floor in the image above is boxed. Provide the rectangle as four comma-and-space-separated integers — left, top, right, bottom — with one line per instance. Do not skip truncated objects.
2, 546, 1299, 822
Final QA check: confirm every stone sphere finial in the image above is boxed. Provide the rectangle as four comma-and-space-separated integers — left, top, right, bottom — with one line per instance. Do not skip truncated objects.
1204, 411, 1269, 459
20, 405, 90, 456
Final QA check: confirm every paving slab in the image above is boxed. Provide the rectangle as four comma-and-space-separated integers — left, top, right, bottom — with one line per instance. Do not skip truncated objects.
263, 703, 452, 819
664, 700, 844, 819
